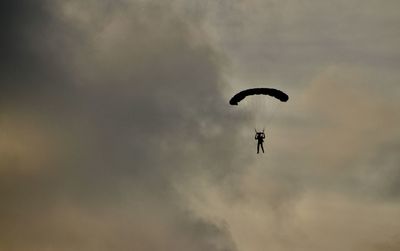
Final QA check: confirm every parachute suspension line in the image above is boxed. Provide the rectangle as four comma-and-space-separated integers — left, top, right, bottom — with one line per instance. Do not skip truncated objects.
254, 99, 274, 130
259, 96, 267, 130
243, 99, 250, 124
241, 96, 253, 126
254, 96, 265, 130
264, 102, 280, 127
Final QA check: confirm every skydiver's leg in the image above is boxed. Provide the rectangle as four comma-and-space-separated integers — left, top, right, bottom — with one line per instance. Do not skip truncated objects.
261, 143, 264, 153
257, 143, 260, 154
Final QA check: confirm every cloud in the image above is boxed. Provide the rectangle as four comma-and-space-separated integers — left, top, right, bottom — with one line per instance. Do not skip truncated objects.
0, 1, 244, 250
1, 1, 400, 251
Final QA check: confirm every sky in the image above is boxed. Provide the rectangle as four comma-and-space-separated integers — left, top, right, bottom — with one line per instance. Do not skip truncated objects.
1, 0, 400, 250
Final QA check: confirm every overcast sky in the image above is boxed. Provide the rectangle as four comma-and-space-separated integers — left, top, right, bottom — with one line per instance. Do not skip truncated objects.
1, 0, 400, 250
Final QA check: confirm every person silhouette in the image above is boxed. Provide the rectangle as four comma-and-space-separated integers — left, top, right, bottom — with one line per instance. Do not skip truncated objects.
254, 129, 265, 154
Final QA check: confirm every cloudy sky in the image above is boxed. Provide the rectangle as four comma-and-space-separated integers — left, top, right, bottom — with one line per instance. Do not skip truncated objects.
1, 0, 400, 250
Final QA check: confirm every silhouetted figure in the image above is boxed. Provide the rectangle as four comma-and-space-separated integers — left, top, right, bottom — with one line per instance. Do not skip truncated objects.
255, 130, 265, 154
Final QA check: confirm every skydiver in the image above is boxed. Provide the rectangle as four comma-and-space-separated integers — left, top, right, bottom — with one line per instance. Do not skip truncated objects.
254, 129, 265, 154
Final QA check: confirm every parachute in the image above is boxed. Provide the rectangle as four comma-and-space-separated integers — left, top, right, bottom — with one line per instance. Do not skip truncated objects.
229, 87, 289, 130
229, 88, 289, 105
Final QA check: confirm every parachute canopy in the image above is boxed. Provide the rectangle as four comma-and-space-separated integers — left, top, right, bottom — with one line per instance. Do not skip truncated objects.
229, 88, 289, 105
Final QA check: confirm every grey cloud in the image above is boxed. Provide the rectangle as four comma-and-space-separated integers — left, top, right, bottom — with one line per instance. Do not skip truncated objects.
0, 0, 80, 106
2, 0, 400, 251
198, 0, 400, 88
0, 0, 243, 250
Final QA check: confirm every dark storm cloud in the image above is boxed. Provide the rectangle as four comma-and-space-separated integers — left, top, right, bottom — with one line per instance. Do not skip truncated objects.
0, 0, 79, 104
2, 0, 400, 250
0, 0, 244, 250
